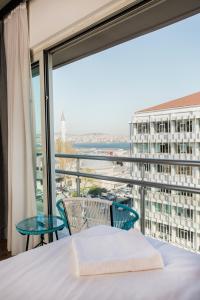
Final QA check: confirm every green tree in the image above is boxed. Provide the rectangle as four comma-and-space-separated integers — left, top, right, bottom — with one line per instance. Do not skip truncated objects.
88, 186, 107, 197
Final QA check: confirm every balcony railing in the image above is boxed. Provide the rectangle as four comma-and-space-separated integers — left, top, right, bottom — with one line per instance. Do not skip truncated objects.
55, 153, 200, 252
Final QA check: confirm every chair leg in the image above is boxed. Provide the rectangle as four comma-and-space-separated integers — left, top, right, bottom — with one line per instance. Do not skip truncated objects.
55, 231, 58, 240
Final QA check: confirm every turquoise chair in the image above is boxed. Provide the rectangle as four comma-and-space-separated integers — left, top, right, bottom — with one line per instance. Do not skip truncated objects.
111, 201, 139, 230
56, 198, 139, 235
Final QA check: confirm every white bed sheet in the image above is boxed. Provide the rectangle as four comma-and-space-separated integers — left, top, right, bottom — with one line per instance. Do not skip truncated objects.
0, 226, 200, 300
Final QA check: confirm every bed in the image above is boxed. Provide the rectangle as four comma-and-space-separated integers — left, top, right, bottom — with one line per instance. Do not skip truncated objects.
0, 226, 200, 300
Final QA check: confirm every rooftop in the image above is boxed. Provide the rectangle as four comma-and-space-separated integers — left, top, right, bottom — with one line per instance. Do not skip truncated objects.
137, 91, 200, 113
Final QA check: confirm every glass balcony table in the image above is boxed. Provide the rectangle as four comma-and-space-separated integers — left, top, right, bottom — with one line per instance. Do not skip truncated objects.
16, 215, 65, 251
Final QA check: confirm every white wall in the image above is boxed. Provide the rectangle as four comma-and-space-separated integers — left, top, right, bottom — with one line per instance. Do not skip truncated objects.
29, 0, 138, 52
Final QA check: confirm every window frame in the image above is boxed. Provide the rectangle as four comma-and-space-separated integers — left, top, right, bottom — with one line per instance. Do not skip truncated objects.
30, 0, 200, 228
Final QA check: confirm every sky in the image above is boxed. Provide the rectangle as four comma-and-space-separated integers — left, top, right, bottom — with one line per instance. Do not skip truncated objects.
51, 13, 200, 136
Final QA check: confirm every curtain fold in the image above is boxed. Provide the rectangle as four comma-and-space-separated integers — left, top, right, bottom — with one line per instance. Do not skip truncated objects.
4, 3, 36, 255
0, 20, 8, 241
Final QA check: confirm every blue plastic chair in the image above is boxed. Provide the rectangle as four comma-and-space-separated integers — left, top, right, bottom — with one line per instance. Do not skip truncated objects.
56, 198, 139, 235
111, 201, 139, 230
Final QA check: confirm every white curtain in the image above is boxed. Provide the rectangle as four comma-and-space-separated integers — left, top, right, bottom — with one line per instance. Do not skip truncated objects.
4, 3, 36, 255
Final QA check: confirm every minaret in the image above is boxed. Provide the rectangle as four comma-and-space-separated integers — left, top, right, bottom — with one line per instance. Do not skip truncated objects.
60, 112, 66, 142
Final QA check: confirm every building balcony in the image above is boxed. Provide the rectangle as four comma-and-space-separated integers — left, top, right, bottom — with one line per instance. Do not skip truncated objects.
172, 153, 194, 160
149, 133, 169, 142
132, 133, 149, 142
132, 132, 198, 143
133, 152, 197, 161
133, 153, 175, 159
171, 132, 196, 141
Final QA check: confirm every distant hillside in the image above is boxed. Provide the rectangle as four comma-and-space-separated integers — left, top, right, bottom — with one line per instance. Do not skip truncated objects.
54, 132, 128, 143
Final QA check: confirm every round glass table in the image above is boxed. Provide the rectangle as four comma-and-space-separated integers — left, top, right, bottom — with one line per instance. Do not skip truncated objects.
16, 215, 65, 251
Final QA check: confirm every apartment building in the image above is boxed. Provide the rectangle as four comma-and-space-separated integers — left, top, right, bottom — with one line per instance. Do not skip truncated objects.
130, 91, 200, 251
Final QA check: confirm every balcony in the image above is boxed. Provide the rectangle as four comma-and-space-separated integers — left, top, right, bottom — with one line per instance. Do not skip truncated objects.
55, 153, 200, 253
172, 132, 196, 141
133, 132, 198, 143
149, 132, 169, 142
132, 133, 149, 142
172, 153, 194, 160
134, 153, 173, 159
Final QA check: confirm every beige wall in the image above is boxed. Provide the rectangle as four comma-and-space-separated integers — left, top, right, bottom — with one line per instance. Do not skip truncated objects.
29, 0, 138, 52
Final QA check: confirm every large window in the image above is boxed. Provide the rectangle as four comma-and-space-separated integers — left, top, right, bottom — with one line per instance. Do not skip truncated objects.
36, 4, 200, 252
175, 120, 193, 132
137, 123, 150, 134
155, 121, 170, 133
175, 143, 193, 154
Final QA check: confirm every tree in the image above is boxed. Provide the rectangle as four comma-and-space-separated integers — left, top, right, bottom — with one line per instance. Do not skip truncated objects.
88, 186, 107, 197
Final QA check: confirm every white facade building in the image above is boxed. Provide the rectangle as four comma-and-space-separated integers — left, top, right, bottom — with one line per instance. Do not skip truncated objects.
130, 92, 200, 252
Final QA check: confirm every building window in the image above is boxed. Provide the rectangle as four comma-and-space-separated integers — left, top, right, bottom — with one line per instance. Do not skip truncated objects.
155, 201, 172, 214
154, 203, 162, 212
144, 163, 150, 172
155, 121, 170, 133
156, 143, 171, 153
176, 228, 194, 242
145, 219, 152, 230
137, 143, 149, 153
175, 207, 193, 219
145, 200, 150, 208
176, 166, 192, 176
156, 164, 171, 174
159, 188, 172, 194
176, 143, 192, 154
176, 191, 193, 198
137, 163, 151, 173
176, 207, 184, 217
137, 123, 149, 134
185, 208, 193, 219
175, 120, 193, 132
157, 223, 172, 236
163, 204, 171, 214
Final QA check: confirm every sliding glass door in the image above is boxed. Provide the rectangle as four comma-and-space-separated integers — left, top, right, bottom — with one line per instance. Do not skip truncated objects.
31, 62, 49, 215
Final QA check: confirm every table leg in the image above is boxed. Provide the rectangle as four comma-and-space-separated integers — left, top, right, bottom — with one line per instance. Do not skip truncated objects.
55, 231, 58, 240
26, 235, 30, 251
41, 234, 44, 245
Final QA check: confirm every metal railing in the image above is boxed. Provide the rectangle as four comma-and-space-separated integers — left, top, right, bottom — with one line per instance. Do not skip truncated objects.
55, 153, 200, 252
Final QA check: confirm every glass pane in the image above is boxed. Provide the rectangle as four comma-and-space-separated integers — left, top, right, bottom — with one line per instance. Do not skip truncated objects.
32, 64, 44, 214
51, 14, 200, 252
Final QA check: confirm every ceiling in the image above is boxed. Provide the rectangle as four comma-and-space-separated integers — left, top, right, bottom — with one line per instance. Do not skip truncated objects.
52, 0, 200, 68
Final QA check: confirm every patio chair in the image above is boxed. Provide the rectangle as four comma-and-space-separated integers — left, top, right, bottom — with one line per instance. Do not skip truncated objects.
56, 197, 139, 235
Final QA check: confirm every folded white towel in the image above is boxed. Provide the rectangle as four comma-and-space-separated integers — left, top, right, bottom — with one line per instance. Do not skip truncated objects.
72, 227, 164, 276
